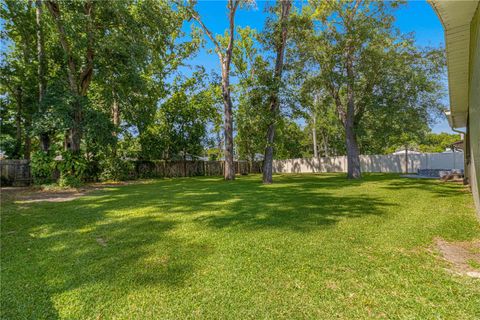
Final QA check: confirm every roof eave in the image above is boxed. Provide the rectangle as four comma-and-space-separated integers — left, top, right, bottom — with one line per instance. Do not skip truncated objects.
428, 0, 479, 129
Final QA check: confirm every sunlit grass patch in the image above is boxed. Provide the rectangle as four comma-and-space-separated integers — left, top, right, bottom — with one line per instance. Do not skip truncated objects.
1, 174, 479, 319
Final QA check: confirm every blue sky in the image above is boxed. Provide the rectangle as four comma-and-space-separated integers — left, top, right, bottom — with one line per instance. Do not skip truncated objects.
186, 0, 453, 134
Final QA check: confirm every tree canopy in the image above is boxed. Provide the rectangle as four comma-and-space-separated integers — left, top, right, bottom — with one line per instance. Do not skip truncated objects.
0, 0, 449, 184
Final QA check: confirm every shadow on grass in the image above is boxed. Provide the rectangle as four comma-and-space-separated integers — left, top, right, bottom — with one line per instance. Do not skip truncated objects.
70, 173, 395, 232
1, 201, 212, 318
194, 183, 392, 232
381, 176, 468, 198
1, 173, 398, 318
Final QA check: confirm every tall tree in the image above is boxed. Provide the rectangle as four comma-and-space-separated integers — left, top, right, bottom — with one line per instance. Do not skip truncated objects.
232, 26, 268, 163
188, 0, 240, 180
0, 0, 37, 159
90, 0, 199, 158
262, 0, 292, 184
45, 0, 95, 154
295, 1, 409, 178
141, 70, 221, 160
36, 0, 50, 152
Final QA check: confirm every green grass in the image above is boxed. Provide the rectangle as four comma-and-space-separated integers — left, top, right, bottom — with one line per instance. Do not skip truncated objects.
468, 259, 480, 270
1, 174, 479, 319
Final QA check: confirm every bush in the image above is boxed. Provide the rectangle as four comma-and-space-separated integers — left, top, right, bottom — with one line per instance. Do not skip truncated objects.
31, 151, 55, 184
100, 158, 134, 181
84, 158, 102, 182
58, 174, 83, 188
56, 151, 87, 187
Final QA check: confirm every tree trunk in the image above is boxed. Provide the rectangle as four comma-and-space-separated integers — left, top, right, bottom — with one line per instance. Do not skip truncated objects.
36, 0, 50, 152
112, 94, 120, 128
111, 90, 120, 155
220, 0, 239, 180
222, 65, 235, 180
46, 0, 94, 155
312, 112, 318, 158
345, 117, 361, 179
14, 87, 23, 159
345, 86, 361, 178
404, 145, 408, 174
24, 133, 31, 160
23, 136, 32, 160
188, 0, 239, 180
345, 42, 361, 179
323, 133, 329, 157
262, 0, 292, 184
263, 123, 275, 183
69, 99, 83, 154
24, 113, 32, 160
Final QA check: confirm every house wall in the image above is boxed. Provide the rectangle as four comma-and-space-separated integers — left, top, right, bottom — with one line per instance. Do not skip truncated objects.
469, 4, 480, 216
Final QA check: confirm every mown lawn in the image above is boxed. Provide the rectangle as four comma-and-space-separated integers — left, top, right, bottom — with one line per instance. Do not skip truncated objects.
1, 174, 479, 319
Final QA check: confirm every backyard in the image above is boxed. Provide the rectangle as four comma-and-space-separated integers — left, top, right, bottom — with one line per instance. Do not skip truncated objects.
1, 174, 479, 319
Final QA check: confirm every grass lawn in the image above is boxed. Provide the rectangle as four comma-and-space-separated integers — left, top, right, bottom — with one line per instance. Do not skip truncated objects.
1, 174, 479, 319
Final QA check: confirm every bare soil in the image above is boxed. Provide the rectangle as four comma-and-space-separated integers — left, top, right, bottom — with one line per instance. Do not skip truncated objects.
0, 181, 136, 204
434, 237, 480, 278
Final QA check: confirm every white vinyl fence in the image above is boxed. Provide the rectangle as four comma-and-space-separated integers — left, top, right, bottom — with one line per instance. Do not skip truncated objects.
272, 152, 464, 174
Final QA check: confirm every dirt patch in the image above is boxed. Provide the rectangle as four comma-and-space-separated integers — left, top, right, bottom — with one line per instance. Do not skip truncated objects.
1, 181, 138, 204
434, 237, 480, 278
96, 237, 108, 247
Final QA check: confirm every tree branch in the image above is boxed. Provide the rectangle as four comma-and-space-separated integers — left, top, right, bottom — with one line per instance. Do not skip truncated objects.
187, 5, 223, 61
79, 0, 94, 95
224, 0, 240, 67
45, 0, 78, 93
326, 76, 346, 125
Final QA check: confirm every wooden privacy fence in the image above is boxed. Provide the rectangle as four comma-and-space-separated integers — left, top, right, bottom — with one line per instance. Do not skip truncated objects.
0, 159, 31, 187
2, 153, 463, 186
0, 159, 263, 186
133, 160, 259, 178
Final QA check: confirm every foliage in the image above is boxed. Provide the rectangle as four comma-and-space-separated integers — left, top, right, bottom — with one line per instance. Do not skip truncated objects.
56, 151, 87, 187
296, 83, 345, 157
419, 132, 461, 153
274, 119, 307, 159
290, 0, 446, 165
0, 0, 38, 159
57, 173, 83, 188
83, 106, 117, 155
139, 70, 221, 160
0, 0, 203, 174
0, 0, 449, 182
99, 158, 134, 181
0, 134, 17, 159
30, 150, 55, 184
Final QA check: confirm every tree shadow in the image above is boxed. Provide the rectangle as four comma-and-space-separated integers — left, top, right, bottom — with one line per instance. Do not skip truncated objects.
192, 178, 393, 232
381, 177, 469, 198
1, 173, 403, 318
72, 174, 395, 233
1, 195, 213, 318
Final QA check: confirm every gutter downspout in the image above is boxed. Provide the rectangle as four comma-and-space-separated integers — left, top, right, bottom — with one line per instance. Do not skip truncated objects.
451, 127, 468, 185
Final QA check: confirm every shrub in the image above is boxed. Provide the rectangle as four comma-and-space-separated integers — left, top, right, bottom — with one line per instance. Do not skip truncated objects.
56, 151, 87, 187
31, 151, 55, 184
58, 174, 83, 188
100, 158, 134, 181
84, 158, 102, 182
